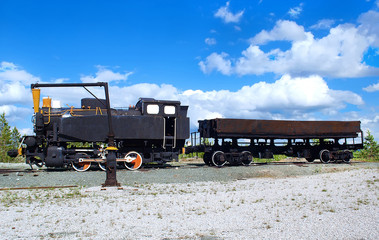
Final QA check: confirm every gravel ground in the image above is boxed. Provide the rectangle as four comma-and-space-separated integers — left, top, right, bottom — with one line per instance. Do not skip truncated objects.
0, 166, 378, 239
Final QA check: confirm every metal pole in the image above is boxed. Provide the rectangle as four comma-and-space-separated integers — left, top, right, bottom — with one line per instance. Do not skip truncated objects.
102, 82, 120, 187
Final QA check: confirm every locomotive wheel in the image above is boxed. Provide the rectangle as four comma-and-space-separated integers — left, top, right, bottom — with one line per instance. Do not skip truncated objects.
35, 161, 44, 167
240, 151, 253, 166
212, 151, 226, 167
306, 158, 315, 162
319, 149, 331, 163
343, 150, 351, 163
203, 152, 212, 166
72, 162, 91, 172
72, 153, 91, 172
98, 162, 106, 171
124, 151, 143, 170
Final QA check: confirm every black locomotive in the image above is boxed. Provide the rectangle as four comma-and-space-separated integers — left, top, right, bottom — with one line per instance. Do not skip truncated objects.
14, 83, 189, 171
9, 82, 363, 171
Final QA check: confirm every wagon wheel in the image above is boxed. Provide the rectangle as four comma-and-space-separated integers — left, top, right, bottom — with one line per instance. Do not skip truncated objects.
98, 161, 106, 171
240, 151, 253, 166
212, 151, 226, 167
343, 150, 351, 163
72, 153, 91, 172
319, 149, 331, 163
203, 152, 212, 166
124, 151, 143, 170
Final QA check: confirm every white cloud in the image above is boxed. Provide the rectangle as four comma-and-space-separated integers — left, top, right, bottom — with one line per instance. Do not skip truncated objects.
0, 62, 39, 106
363, 81, 379, 92
199, 52, 232, 75
53, 78, 69, 83
0, 63, 372, 139
201, 16, 379, 78
358, 10, 379, 47
359, 114, 379, 141
205, 38, 217, 46
0, 105, 33, 123
19, 128, 33, 136
250, 20, 308, 45
214, 1, 244, 23
310, 19, 336, 29
288, 3, 303, 18
0, 61, 40, 84
80, 65, 133, 83
109, 83, 178, 108
179, 75, 363, 127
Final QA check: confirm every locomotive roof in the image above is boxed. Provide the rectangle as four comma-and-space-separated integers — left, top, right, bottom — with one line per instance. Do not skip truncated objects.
138, 97, 181, 104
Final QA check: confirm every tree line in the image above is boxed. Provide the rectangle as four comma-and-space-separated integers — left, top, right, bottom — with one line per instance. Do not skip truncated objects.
0, 113, 21, 162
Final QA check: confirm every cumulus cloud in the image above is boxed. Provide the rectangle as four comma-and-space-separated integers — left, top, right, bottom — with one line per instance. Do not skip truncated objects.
358, 10, 379, 47
214, 1, 244, 23
250, 20, 308, 45
363, 81, 379, 92
175, 75, 364, 128
200, 14, 379, 78
199, 52, 232, 75
0, 62, 40, 84
80, 65, 133, 83
0, 62, 39, 106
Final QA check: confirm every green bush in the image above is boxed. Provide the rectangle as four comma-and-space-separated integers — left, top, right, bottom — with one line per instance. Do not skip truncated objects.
355, 130, 379, 162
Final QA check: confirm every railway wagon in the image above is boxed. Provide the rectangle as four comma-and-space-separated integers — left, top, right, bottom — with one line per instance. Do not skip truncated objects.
13, 83, 190, 171
186, 118, 363, 166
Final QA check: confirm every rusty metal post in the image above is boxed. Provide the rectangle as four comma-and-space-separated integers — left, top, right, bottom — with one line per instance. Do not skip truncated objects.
102, 147, 120, 187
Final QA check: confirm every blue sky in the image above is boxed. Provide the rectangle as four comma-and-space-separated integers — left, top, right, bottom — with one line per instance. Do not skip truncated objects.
1, 0, 379, 139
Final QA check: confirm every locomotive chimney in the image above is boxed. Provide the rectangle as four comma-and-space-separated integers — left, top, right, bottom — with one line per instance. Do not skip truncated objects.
32, 88, 40, 113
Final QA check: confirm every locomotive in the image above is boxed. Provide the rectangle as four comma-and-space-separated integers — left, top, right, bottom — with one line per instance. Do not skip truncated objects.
9, 82, 363, 170
11, 83, 189, 171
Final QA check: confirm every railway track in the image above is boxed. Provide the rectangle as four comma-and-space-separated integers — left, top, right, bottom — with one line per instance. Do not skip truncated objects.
0, 160, 364, 174
0, 161, 376, 189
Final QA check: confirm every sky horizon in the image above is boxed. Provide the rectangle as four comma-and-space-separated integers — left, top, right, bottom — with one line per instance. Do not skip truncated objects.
1, 0, 379, 140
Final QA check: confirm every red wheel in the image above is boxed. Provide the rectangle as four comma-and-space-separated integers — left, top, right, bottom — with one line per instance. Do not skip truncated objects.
124, 151, 143, 170
72, 153, 91, 172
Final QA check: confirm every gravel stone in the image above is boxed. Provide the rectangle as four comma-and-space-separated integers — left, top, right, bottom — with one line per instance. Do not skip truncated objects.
0, 162, 378, 239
